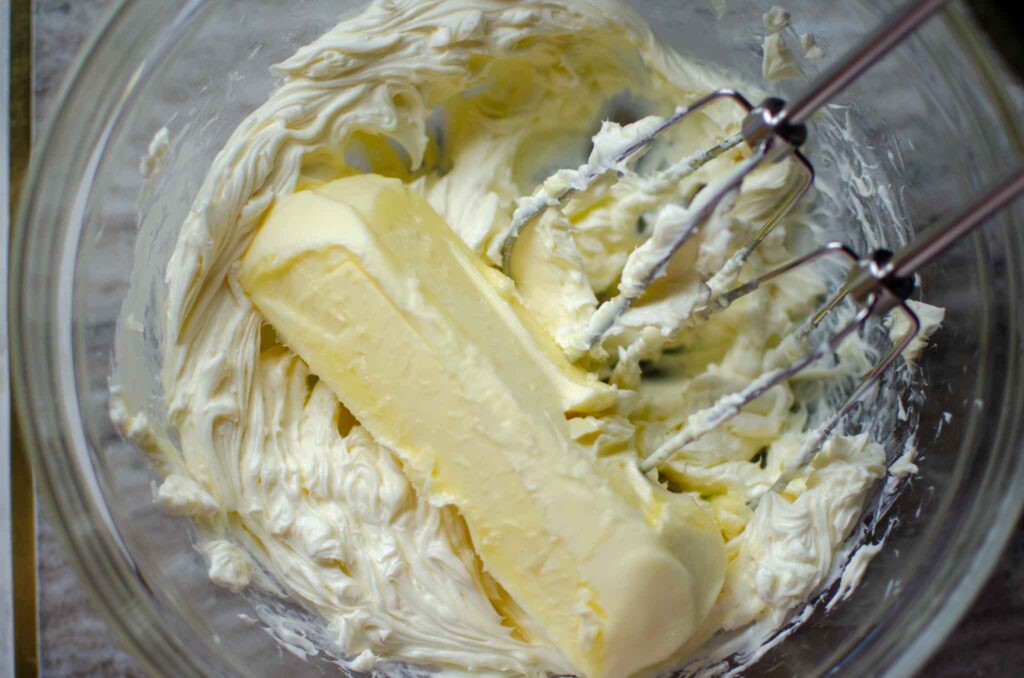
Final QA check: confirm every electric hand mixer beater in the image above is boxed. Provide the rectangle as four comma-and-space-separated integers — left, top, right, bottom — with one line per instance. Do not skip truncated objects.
495, 0, 1024, 499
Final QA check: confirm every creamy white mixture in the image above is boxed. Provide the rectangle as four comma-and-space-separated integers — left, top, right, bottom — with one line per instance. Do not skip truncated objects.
111, 1, 939, 676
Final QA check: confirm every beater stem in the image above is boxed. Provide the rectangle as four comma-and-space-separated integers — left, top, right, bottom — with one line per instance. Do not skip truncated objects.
784, 0, 949, 125
890, 167, 1024, 279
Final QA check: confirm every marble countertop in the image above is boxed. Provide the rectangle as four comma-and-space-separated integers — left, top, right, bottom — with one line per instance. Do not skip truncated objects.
30, 1, 1024, 676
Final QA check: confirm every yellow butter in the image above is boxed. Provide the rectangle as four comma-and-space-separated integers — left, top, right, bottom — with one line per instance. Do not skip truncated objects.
238, 175, 725, 678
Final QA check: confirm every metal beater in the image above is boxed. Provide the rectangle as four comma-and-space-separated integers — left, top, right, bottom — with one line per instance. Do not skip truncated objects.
495, 0, 1024, 493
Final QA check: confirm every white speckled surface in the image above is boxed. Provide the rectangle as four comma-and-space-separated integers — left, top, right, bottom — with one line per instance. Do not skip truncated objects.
31, 1, 1024, 676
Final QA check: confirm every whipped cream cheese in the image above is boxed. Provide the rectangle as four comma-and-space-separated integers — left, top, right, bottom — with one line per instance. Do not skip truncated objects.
888, 299, 945, 365
110, 0, 925, 675
762, 33, 803, 81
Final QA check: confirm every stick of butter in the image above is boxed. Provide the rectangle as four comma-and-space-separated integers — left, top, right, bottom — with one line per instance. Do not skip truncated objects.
238, 175, 725, 677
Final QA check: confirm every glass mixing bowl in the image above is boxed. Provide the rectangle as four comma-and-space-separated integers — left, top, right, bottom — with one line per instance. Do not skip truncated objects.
11, 0, 1024, 676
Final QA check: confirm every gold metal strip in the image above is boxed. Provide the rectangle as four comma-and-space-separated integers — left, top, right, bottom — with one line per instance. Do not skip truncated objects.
9, 0, 38, 674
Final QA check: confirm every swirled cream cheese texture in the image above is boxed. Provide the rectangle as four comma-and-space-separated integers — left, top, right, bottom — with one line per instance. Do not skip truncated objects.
111, 0, 895, 675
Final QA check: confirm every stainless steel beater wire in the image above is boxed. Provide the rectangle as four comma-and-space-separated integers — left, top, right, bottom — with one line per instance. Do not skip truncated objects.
576, 146, 767, 354
763, 303, 921, 499
499, 90, 749, 274
640, 299, 872, 473
704, 154, 815, 299
784, 0, 950, 125
713, 241, 858, 309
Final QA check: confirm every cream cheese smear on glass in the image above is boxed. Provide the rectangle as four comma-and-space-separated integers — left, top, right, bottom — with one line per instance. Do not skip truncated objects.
110, 1, 943, 676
